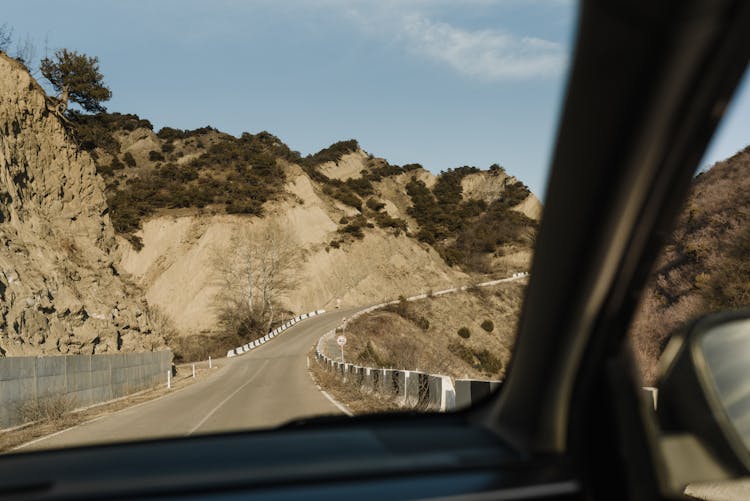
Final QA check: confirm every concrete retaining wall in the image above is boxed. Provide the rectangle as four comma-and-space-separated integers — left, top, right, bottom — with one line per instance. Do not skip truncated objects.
227, 309, 325, 358
0, 350, 172, 429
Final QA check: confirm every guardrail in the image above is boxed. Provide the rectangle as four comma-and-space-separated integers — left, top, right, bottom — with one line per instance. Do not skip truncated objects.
310, 276, 532, 411
314, 334, 500, 412
226, 309, 326, 358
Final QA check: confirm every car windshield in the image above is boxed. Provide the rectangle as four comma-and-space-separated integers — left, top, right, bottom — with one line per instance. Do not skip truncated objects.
0, 1, 747, 458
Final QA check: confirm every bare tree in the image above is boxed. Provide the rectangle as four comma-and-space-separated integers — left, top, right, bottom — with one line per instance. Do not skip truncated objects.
212, 222, 299, 341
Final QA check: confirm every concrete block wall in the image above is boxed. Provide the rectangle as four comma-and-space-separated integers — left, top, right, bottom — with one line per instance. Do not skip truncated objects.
226, 309, 325, 358
0, 350, 172, 429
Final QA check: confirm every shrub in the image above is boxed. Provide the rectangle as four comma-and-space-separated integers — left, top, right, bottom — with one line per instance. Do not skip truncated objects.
327, 187, 362, 211
148, 150, 165, 162
373, 212, 407, 232
448, 341, 475, 366
329, 240, 340, 249
69, 111, 152, 154
161, 142, 175, 154
357, 340, 385, 366
415, 316, 430, 331
481, 319, 495, 332
123, 151, 136, 167
299, 139, 359, 168
457, 327, 471, 339
383, 299, 429, 331
157, 125, 217, 142
339, 216, 349, 224
475, 349, 502, 374
338, 214, 367, 239
97, 163, 114, 177
345, 177, 374, 197
17, 395, 76, 424
170, 332, 243, 363
340, 223, 364, 239
404, 166, 536, 271
366, 197, 385, 212
110, 157, 125, 170
107, 131, 290, 240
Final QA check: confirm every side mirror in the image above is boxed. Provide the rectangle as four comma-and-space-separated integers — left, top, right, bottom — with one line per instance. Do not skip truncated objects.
658, 310, 750, 475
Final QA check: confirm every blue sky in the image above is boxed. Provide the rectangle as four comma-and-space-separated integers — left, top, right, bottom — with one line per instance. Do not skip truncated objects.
3, 0, 748, 197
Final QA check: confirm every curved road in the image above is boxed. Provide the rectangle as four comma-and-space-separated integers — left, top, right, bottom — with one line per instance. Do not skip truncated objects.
20, 308, 358, 451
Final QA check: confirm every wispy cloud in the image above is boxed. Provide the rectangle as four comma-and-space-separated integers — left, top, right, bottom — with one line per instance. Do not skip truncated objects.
399, 15, 566, 81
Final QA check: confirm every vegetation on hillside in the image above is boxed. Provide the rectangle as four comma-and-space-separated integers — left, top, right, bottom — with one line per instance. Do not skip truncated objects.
405, 167, 536, 271
631, 148, 750, 383
64, 102, 535, 270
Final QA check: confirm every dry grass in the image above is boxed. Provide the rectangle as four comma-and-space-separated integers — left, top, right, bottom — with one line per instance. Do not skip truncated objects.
16, 395, 77, 424
343, 281, 525, 380
307, 350, 401, 415
0, 360, 223, 453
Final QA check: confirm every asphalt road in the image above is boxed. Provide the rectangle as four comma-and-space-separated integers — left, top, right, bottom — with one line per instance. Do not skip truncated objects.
20, 308, 358, 451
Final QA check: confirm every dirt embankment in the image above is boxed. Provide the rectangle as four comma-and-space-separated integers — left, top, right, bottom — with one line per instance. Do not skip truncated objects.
340, 281, 527, 380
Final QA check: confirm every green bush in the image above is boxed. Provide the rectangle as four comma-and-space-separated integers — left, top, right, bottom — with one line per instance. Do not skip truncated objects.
374, 212, 407, 232
96, 163, 114, 177
148, 150, 165, 162
345, 177, 374, 197
480, 320, 494, 332
69, 111, 152, 154
156, 125, 217, 142
110, 157, 125, 171
123, 152, 136, 167
475, 349, 502, 374
404, 167, 536, 271
457, 327, 471, 339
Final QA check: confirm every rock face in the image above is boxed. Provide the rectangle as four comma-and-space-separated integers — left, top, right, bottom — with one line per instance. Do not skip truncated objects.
0, 54, 163, 356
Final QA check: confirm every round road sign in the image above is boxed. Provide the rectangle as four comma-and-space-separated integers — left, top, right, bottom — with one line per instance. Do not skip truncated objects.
336, 335, 347, 346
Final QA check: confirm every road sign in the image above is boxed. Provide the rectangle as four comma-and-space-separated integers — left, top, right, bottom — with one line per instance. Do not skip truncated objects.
337, 335, 347, 346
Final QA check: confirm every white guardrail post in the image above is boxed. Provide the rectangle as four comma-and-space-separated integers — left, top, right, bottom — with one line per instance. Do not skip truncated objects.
226, 309, 326, 358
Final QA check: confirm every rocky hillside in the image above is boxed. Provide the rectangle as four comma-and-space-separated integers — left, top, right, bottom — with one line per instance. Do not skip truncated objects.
0, 54, 164, 356
632, 148, 750, 383
71, 111, 541, 338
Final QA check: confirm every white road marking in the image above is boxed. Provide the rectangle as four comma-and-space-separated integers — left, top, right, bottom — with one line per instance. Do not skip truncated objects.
318, 387, 353, 417
187, 360, 268, 435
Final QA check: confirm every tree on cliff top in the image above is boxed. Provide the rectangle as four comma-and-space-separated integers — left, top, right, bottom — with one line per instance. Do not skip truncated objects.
40, 48, 112, 114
